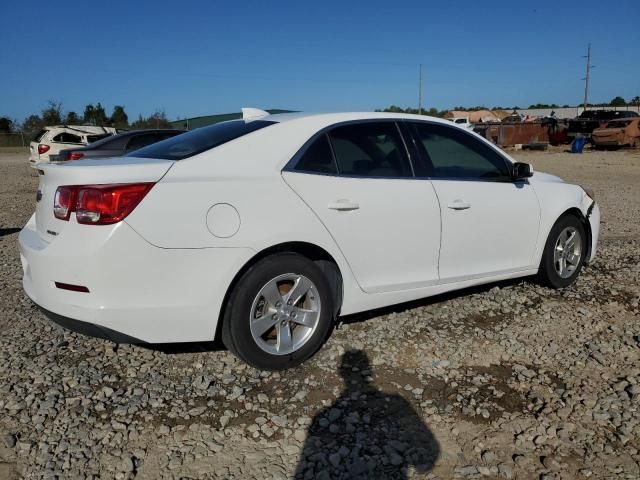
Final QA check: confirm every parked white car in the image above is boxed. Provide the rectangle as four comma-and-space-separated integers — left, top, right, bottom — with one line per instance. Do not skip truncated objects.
19, 109, 600, 370
447, 117, 474, 130
29, 125, 118, 164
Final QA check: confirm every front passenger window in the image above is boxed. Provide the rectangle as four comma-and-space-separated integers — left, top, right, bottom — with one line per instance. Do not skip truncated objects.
412, 123, 510, 181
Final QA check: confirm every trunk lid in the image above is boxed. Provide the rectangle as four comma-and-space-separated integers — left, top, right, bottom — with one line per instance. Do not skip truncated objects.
34, 157, 174, 241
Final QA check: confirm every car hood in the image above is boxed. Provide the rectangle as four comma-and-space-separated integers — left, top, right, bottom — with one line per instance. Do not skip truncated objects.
529, 171, 564, 184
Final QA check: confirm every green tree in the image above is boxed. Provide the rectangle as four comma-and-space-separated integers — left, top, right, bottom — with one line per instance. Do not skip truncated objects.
83, 103, 109, 126
64, 111, 80, 125
130, 110, 171, 129
22, 115, 44, 132
83, 104, 95, 124
42, 101, 63, 125
375, 105, 405, 113
528, 103, 559, 109
631, 96, 640, 107
376, 105, 445, 117
110, 105, 129, 129
610, 96, 627, 107
0, 117, 14, 133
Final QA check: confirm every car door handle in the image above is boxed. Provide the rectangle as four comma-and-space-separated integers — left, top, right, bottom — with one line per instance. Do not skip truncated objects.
447, 200, 471, 210
328, 200, 360, 211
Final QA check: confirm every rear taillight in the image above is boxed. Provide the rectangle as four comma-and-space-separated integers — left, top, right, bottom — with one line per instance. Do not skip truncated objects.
53, 183, 154, 225
38, 144, 50, 155
68, 152, 84, 160
53, 186, 77, 220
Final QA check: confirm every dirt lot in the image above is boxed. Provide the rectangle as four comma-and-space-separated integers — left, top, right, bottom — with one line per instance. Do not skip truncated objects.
1, 146, 639, 479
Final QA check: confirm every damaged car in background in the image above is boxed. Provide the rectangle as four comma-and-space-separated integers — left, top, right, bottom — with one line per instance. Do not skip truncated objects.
592, 117, 640, 149
567, 110, 639, 140
56, 129, 185, 161
29, 125, 119, 164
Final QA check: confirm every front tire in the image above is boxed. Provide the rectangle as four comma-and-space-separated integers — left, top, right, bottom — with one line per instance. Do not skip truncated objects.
538, 215, 587, 288
221, 253, 334, 370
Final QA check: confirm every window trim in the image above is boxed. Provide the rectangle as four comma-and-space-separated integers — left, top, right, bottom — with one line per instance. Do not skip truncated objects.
405, 120, 515, 183
284, 119, 418, 179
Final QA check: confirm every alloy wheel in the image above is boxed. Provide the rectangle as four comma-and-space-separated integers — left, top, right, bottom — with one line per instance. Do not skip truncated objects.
553, 226, 582, 279
249, 274, 322, 355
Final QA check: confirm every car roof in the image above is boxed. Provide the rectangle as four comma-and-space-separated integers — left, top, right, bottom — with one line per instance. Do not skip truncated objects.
264, 111, 455, 128
104, 128, 184, 137
44, 125, 116, 133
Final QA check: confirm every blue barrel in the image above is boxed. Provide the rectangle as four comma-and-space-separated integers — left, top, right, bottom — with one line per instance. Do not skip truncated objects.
571, 137, 587, 153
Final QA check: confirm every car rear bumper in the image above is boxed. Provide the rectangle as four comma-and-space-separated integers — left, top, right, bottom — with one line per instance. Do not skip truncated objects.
19, 214, 254, 343
34, 302, 146, 343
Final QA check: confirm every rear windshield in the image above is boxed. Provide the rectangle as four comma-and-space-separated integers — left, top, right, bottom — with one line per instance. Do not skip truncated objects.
34, 129, 48, 142
128, 120, 276, 160
87, 133, 112, 143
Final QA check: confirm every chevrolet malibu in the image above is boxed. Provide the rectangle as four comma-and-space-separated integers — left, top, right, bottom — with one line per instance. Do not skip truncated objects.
19, 109, 600, 370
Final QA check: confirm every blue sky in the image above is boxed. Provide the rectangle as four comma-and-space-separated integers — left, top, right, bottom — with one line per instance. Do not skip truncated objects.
1, 0, 638, 121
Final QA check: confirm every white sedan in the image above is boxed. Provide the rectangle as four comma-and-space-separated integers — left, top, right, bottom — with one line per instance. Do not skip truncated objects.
19, 109, 600, 370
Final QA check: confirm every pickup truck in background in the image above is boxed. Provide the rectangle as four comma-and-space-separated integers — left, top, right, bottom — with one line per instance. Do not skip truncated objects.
446, 117, 474, 130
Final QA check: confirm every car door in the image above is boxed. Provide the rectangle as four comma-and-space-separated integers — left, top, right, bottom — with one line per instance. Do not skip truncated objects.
282, 121, 441, 294
408, 121, 540, 281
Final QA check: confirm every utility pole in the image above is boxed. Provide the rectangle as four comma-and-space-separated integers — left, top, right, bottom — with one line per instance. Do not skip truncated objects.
418, 64, 423, 115
582, 44, 592, 112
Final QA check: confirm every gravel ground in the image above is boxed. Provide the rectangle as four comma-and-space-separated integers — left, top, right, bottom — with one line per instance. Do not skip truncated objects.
1, 146, 639, 479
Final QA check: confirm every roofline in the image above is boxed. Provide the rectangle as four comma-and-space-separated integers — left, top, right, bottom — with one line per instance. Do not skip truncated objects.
171, 109, 297, 123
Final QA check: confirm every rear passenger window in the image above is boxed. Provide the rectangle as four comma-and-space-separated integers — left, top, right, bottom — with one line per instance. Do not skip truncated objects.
52, 132, 81, 143
328, 123, 412, 178
295, 135, 337, 175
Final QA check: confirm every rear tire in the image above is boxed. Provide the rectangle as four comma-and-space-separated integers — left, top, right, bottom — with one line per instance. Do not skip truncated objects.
221, 253, 334, 370
538, 215, 586, 289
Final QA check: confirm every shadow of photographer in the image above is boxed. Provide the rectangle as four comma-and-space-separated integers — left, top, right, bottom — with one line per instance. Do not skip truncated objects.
294, 350, 439, 479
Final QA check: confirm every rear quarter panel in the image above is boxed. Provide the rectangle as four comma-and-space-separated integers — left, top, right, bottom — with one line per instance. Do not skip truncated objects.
125, 122, 365, 312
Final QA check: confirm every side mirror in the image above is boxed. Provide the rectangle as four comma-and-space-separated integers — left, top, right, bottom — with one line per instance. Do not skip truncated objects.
512, 162, 533, 181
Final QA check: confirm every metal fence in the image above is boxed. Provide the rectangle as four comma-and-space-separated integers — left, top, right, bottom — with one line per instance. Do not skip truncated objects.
0, 132, 33, 148
515, 105, 640, 120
